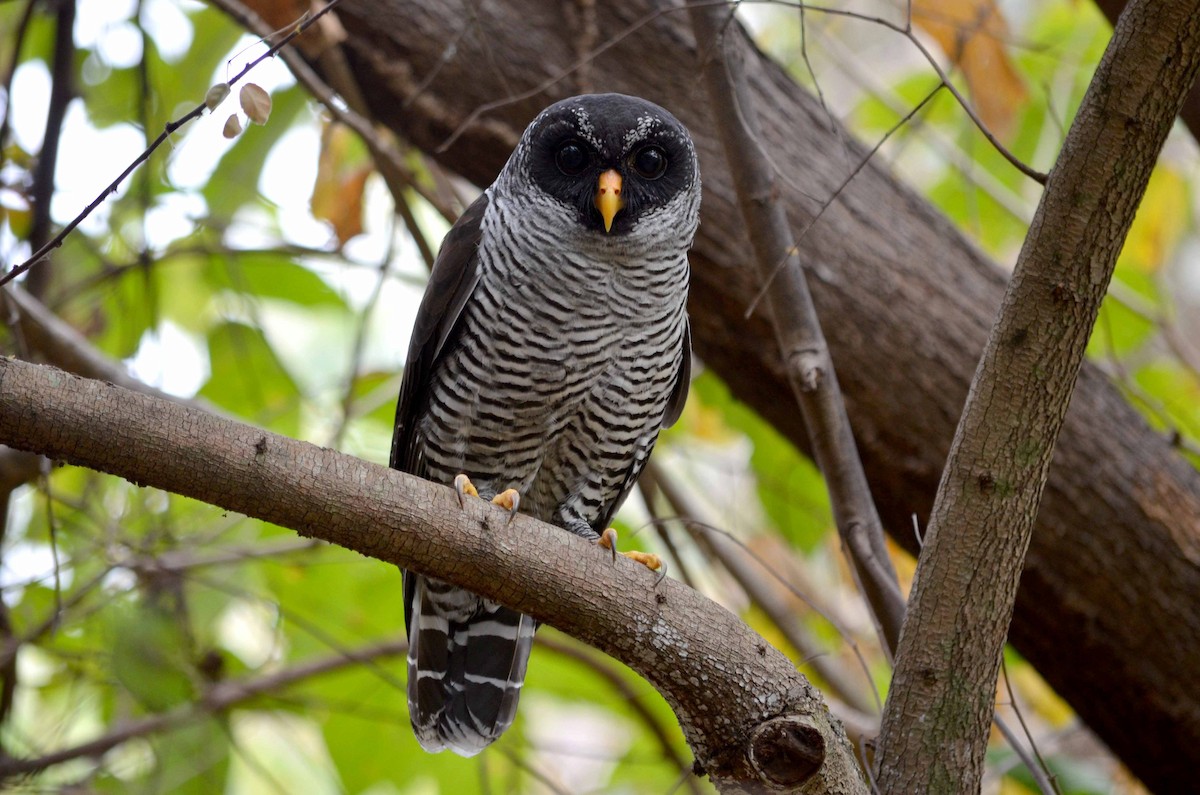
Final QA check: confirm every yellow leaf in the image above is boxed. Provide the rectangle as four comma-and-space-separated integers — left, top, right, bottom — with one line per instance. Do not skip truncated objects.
912, 0, 1027, 138
311, 122, 373, 246
1122, 166, 1187, 273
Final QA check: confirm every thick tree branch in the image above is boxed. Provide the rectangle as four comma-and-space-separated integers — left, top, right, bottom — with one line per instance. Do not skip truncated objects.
875, 0, 1200, 791
0, 356, 866, 793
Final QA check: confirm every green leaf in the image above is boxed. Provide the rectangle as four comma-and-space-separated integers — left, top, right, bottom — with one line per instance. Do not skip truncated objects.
198, 320, 302, 431
206, 249, 348, 309
110, 601, 197, 712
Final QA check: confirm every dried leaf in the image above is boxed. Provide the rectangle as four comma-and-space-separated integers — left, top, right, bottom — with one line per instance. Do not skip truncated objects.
912, 0, 1027, 138
205, 82, 230, 111
222, 114, 243, 139
239, 83, 272, 125
311, 122, 373, 245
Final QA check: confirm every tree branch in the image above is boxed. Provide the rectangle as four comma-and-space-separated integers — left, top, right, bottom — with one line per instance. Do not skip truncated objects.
0, 637, 409, 780
688, 1, 905, 654
0, 356, 866, 793
874, 0, 1200, 790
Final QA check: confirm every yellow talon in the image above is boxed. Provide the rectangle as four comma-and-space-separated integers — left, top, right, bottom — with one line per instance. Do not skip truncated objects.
597, 527, 619, 563
454, 473, 479, 508
596, 528, 664, 580
491, 489, 521, 523
621, 550, 663, 572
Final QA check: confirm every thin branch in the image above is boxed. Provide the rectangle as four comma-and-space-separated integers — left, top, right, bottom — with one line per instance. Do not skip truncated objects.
743, 84, 943, 319
998, 658, 1061, 795
636, 473, 700, 590
762, 0, 1048, 184
689, 2, 906, 656
535, 632, 704, 795
642, 461, 880, 720
0, 638, 408, 780
0, 0, 345, 287
206, 0, 461, 226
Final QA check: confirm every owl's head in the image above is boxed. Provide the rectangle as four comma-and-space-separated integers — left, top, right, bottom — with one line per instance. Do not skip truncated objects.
504, 93, 700, 242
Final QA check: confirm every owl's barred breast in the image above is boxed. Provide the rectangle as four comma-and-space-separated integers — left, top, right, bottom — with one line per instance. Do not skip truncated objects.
416, 190, 690, 537
397, 94, 699, 756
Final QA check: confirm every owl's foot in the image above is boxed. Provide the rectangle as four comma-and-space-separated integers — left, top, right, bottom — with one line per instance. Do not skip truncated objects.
454, 474, 521, 524
597, 528, 666, 584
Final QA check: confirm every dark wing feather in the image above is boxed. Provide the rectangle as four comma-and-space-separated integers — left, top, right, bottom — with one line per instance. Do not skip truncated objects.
393, 194, 487, 633
390, 194, 489, 476
661, 318, 691, 428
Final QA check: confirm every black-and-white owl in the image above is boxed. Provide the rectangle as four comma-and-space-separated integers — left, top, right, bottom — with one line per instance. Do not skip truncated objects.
391, 93, 700, 755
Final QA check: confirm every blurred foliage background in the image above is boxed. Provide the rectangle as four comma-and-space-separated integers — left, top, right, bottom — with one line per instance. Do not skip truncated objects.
1, 0, 1197, 792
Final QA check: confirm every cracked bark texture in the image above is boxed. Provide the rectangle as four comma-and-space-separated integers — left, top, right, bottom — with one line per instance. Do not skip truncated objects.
216, 1, 1200, 790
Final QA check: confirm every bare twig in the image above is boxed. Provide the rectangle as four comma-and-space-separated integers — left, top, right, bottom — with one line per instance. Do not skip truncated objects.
0, 638, 408, 780
636, 474, 700, 590
766, 0, 1048, 184
743, 85, 942, 319
536, 632, 704, 795
689, 2, 906, 655
0, 0, 345, 287
642, 461, 880, 719
206, 0, 461, 226
998, 658, 1061, 795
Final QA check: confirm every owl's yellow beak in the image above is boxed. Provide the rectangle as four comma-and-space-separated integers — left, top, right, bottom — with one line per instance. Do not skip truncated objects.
594, 169, 624, 233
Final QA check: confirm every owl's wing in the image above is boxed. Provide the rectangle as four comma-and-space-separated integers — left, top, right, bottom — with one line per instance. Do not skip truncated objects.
661, 318, 691, 428
390, 193, 489, 476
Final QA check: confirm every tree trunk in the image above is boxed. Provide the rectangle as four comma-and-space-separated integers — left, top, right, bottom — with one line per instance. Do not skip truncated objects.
248, 1, 1200, 790
875, 0, 1200, 788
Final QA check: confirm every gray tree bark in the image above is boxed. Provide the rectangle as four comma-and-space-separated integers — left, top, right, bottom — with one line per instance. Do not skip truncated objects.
249, 1, 1200, 790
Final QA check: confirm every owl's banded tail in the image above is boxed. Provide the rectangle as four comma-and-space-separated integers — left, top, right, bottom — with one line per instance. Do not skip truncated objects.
405, 573, 537, 756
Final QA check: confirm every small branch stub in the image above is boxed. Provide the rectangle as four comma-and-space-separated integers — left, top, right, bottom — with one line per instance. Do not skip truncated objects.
748, 716, 826, 789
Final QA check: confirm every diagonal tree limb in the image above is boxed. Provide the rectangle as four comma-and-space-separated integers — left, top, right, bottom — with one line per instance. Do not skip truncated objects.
688, 2, 905, 655
0, 356, 867, 793
874, 0, 1200, 790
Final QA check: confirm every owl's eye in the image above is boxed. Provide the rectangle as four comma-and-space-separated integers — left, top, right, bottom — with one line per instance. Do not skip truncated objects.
555, 141, 588, 176
631, 145, 668, 179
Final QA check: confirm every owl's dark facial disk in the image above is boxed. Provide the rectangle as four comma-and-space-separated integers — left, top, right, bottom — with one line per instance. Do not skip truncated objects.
525, 94, 697, 236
